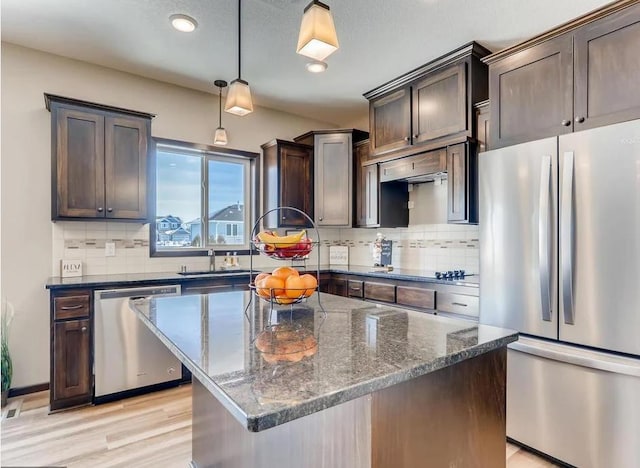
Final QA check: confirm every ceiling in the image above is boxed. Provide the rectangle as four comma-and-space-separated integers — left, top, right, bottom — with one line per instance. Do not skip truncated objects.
1, 0, 612, 126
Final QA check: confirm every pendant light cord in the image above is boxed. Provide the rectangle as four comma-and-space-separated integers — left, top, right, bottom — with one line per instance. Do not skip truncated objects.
218, 86, 222, 126
238, 0, 242, 80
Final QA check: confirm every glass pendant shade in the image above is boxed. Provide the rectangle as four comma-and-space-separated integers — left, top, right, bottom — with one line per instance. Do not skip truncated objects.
225, 79, 254, 116
214, 127, 228, 145
296, 1, 339, 62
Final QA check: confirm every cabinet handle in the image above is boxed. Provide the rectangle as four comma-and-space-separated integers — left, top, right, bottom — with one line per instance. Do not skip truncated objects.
319, 217, 323, 221
60, 304, 84, 310
451, 302, 468, 307
350, 287, 361, 291
97, 207, 104, 213
412, 134, 418, 139
107, 208, 113, 213
561, 119, 571, 127
282, 215, 286, 220
404, 136, 411, 142
81, 326, 87, 332
575, 116, 585, 123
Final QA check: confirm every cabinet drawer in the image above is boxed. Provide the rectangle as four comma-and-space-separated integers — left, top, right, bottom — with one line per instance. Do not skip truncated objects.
379, 150, 446, 182
364, 282, 396, 303
396, 286, 435, 310
437, 293, 478, 318
347, 280, 364, 298
54, 295, 90, 320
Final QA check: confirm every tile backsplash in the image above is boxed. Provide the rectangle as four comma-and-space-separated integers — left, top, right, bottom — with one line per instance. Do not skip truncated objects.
53, 222, 478, 276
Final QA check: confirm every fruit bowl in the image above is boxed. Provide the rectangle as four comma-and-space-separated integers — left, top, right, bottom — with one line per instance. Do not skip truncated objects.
251, 267, 318, 305
252, 230, 314, 260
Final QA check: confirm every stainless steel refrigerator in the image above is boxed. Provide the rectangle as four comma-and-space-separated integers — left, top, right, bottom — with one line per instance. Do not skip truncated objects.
479, 119, 640, 468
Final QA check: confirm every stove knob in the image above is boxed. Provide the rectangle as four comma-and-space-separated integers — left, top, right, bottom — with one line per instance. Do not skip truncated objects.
453, 270, 460, 278
435, 272, 442, 279
460, 270, 465, 278
447, 271, 454, 279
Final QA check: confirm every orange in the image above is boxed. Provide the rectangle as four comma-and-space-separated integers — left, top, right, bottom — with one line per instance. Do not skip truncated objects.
254, 272, 270, 283
257, 275, 285, 298
285, 275, 307, 299
274, 295, 296, 305
255, 277, 271, 299
300, 274, 318, 297
271, 266, 299, 281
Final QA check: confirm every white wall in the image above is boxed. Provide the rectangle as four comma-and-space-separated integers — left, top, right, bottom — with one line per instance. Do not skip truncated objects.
0, 42, 336, 388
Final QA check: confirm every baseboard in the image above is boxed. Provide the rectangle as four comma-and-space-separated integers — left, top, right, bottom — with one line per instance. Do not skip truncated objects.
8, 382, 49, 398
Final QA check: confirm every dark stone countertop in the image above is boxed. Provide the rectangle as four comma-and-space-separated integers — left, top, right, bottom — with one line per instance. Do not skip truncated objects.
45, 265, 479, 290
130, 291, 515, 432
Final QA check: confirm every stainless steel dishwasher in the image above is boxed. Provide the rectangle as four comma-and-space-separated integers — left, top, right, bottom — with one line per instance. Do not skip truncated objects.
94, 285, 182, 401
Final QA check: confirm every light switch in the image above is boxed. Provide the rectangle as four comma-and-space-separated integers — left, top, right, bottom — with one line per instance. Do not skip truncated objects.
105, 242, 116, 257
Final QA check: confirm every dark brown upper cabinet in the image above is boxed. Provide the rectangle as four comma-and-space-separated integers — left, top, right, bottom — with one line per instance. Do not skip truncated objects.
475, 100, 490, 153
364, 42, 490, 160
485, 1, 640, 149
46, 94, 153, 222
369, 87, 412, 155
412, 63, 467, 144
446, 142, 477, 224
261, 139, 313, 228
573, 4, 640, 130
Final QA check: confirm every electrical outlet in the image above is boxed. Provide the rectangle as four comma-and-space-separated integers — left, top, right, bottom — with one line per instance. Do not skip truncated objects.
408, 201, 415, 209
105, 242, 116, 257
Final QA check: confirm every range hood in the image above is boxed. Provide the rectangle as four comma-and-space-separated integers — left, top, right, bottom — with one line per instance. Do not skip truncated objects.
379, 149, 448, 184
402, 171, 447, 184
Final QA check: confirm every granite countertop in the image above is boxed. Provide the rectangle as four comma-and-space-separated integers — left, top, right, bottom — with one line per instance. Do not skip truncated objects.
130, 291, 515, 432
46, 265, 479, 289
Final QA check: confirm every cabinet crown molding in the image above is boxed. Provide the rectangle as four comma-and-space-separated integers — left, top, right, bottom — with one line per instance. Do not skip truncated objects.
44, 93, 156, 119
362, 41, 491, 100
482, 0, 639, 65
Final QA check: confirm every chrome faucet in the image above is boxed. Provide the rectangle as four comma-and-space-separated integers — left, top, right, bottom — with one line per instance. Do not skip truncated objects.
208, 249, 216, 271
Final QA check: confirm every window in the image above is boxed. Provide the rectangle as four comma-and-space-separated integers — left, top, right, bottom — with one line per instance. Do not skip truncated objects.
151, 139, 258, 256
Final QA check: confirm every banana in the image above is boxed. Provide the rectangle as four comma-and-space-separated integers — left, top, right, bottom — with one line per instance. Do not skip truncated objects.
257, 230, 306, 248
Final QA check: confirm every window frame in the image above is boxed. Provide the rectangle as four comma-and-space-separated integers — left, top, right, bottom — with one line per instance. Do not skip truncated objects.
150, 137, 260, 258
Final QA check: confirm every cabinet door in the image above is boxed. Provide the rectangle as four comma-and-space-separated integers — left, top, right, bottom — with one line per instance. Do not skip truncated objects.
475, 102, 490, 152
55, 108, 105, 218
364, 165, 379, 227
315, 133, 352, 226
104, 116, 149, 220
489, 35, 573, 149
354, 142, 368, 227
574, 5, 640, 130
447, 143, 473, 223
369, 88, 412, 155
412, 63, 467, 144
280, 143, 313, 226
53, 319, 91, 403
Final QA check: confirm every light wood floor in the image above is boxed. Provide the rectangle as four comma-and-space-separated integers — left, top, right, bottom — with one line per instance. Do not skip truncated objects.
2, 385, 559, 467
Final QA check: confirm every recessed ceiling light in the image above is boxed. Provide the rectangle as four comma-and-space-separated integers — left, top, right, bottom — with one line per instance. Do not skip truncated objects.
306, 60, 328, 73
170, 14, 198, 33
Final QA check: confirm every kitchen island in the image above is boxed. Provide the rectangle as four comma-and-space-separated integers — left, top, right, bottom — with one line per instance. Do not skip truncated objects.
130, 291, 517, 468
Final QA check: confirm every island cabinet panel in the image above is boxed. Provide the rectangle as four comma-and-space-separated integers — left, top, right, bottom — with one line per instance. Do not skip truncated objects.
364, 282, 396, 303
573, 4, 640, 130
369, 87, 412, 156
395, 286, 435, 310
371, 348, 507, 468
488, 34, 574, 149
412, 63, 467, 144
47, 94, 153, 222
261, 139, 313, 227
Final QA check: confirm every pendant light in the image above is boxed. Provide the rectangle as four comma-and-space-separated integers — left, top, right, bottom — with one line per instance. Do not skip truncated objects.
213, 80, 228, 145
296, 1, 339, 62
225, 0, 254, 116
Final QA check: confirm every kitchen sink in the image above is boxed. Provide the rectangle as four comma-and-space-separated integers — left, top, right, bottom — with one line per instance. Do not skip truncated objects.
177, 269, 251, 276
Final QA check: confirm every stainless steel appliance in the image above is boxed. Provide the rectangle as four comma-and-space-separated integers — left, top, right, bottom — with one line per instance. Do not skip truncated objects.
94, 285, 182, 400
479, 119, 640, 468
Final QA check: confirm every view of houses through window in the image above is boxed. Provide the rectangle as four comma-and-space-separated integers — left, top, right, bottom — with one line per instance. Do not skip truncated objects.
154, 144, 249, 252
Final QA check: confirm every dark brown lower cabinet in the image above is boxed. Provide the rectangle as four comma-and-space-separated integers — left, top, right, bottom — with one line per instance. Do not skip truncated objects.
51, 319, 91, 410
320, 278, 347, 297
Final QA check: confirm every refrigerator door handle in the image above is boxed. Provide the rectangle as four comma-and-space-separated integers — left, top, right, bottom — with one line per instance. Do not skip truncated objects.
509, 339, 640, 377
538, 155, 552, 321
561, 151, 575, 325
